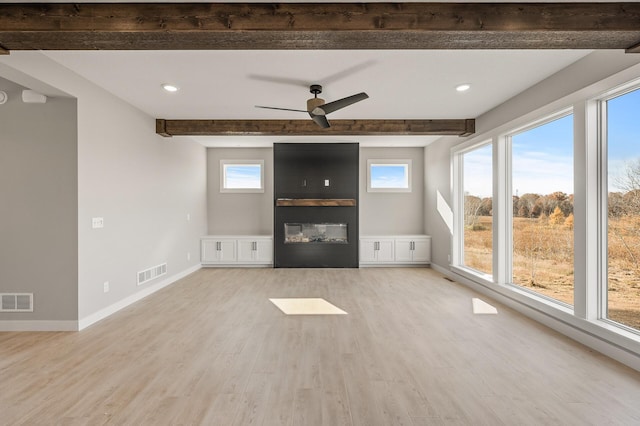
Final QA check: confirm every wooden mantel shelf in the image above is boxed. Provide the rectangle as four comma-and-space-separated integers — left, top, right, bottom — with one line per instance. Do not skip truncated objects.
276, 198, 356, 207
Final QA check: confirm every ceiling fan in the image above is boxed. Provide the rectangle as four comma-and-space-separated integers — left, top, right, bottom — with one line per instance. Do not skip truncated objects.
255, 84, 369, 129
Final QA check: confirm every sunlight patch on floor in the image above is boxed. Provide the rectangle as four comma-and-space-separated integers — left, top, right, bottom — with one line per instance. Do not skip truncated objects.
472, 298, 498, 314
269, 298, 348, 315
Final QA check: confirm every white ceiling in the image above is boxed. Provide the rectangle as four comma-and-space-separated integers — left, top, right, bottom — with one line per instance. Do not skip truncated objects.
43, 49, 591, 147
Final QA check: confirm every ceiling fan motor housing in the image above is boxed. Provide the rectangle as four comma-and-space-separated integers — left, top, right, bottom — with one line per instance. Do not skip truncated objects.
307, 97, 325, 113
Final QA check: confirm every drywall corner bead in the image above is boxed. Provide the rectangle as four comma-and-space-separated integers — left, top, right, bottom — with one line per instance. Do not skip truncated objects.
0, 91, 7, 105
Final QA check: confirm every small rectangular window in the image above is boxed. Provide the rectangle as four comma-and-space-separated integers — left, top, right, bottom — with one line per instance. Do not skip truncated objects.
220, 160, 264, 193
367, 159, 411, 192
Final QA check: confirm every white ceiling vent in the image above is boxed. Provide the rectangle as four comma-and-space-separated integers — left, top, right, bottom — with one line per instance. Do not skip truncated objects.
137, 263, 167, 286
1, 293, 34, 312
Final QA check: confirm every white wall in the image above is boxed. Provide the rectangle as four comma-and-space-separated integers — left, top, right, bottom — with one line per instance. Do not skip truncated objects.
206, 148, 273, 235
0, 53, 208, 328
0, 77, 78, 324
360, 147, 425, 235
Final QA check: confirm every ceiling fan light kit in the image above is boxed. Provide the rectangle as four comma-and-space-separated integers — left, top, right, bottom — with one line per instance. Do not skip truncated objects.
256, 84, 369, 129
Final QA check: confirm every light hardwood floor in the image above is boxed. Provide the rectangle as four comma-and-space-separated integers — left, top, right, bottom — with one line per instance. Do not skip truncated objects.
1, 268, 639, 425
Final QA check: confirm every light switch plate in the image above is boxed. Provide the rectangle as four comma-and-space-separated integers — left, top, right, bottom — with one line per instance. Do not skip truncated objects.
92, 217, 104, 229
324, 179, 330, 186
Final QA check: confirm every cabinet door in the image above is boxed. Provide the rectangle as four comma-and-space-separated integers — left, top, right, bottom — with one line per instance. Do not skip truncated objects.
254, 239, 273, 263
377, 240, 395, 262
237, 240, 255, 262
201, 240, 220, 262
237, 239, 272, 263
394, 239, 414, 262
412, 239, 431, 263
218, 240, 237, 262
360, 239, 377, 262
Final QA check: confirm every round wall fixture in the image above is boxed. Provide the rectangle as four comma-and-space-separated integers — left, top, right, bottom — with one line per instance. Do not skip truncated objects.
0, 91, 7, 105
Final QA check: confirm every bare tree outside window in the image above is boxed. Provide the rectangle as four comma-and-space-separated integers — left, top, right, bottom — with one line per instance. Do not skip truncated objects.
510, 114, 574, 305
462, 144, 493, 276
606, 87, 640, 330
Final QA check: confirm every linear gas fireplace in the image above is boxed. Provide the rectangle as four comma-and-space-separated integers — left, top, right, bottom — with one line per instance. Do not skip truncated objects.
274, 143, 359, 268
284, 223, 348, 244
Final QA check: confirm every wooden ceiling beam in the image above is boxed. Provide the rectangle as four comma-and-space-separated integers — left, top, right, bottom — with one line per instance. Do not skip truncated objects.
1, 3, 640, 51
156, 119, 475, 137
0, 44, 9, 55
627, 40, 640, 54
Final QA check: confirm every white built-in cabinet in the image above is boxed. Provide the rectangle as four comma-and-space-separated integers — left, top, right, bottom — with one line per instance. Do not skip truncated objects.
360, 238, 395, 263
395, 238, 431, 263
237, 238, 273, 263
360, 235, 431, 266
201, 236, 273, 266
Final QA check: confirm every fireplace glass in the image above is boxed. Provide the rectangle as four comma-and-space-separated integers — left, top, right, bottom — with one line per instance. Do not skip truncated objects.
284, 223, 348, 244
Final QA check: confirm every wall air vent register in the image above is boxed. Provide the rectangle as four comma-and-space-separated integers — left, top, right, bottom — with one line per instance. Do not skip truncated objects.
137, 263, 167, 286
0, 293, 34, 312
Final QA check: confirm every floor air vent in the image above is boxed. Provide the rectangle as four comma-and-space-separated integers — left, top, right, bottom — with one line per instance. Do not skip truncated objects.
1, 293, 34, 312
137, 263, 167, 286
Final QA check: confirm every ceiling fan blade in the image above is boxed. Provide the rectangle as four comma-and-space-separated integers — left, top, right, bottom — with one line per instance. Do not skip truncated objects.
255, 105, 308, 113
311, 114, 331, 129
248, 74, 310, 88
320, 60, 377, 85
315, 92, 369, 115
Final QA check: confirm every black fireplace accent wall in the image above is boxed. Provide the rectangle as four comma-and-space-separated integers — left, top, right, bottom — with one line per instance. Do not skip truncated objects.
274, 143, 359, 268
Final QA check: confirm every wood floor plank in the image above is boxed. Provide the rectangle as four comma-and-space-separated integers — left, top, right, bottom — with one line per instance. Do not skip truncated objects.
1, 267, 639, 425
292, 388, 323, 425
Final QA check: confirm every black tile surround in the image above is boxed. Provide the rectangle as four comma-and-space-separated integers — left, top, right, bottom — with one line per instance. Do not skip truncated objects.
274, 143, 359, 268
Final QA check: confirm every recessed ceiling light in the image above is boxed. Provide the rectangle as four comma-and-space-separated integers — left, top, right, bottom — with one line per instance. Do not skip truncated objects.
456, 84, 471, 92
161, 84, 179, 93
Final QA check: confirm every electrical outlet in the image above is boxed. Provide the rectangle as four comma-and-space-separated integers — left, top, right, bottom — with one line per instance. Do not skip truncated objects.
187, 252, 191, 261
187, 213, 191, 221
324, 179, 330, 187
92, 217, 104, 229
103, 281, 110, 293
448, 254, 451, 263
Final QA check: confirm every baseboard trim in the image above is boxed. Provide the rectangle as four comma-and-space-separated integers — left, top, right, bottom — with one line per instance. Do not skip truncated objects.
430, 263, 640, 372
78, 264, 202, 331
359, 263, 431, 268
0, 320, 78, 332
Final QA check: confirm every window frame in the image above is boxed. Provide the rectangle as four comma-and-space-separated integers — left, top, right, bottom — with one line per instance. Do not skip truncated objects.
505, 108, 575, 309
219, 159, 265, 193
597, 80, 640, 333
452, 140, 494, 280
366, 159, 412, 193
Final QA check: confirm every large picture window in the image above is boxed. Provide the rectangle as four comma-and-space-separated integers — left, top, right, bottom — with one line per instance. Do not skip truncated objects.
220, 160, 264, 193
510, 112, 574, 306
603, 86, 640, 331
461, 143, 493, 276
451, 74, 640, 358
